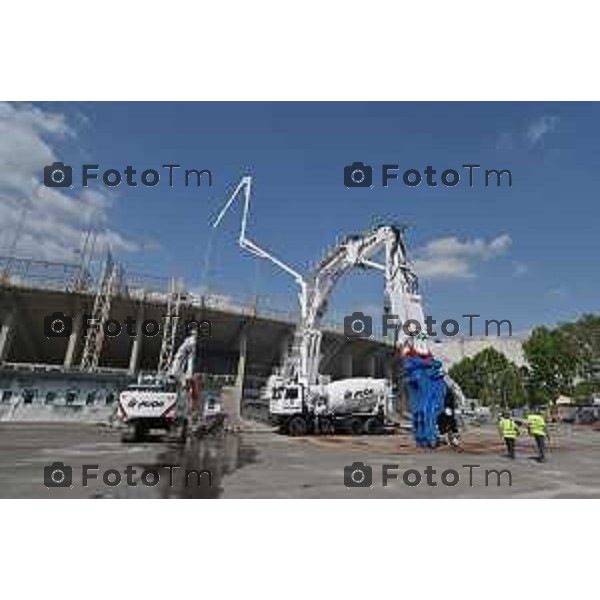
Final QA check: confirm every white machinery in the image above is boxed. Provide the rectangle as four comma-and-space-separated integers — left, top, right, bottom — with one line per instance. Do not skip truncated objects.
118, 328, 222, 440
214, 177, 460, 436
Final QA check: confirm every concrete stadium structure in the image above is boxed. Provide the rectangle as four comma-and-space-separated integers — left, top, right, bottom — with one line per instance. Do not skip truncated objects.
434, 335, 527, 368
0, 256, 398, 419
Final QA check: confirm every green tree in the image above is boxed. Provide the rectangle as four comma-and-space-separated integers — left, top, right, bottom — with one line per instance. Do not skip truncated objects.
522, 326, 580, 404
558, 314, 600, 392
449, 348, 526, 408
449, 313, 600, 407
448, 356, 478, 399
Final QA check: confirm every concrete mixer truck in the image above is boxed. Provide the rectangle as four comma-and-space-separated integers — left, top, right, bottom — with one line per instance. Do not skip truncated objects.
264, 376, 392, 435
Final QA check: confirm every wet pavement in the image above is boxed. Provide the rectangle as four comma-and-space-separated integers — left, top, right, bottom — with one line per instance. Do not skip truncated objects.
0, 423, 257, 498
1, 422, 599, 498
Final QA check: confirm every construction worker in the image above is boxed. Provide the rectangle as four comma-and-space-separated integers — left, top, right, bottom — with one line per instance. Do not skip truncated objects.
498, 410, 519, 458
527, 407, 548, 462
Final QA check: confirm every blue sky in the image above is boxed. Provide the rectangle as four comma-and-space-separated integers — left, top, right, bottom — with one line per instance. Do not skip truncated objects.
1, 102, 598, 334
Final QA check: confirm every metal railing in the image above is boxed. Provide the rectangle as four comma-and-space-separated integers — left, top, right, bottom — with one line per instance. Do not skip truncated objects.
0, 255, 92, 292
0, 254, 393, 344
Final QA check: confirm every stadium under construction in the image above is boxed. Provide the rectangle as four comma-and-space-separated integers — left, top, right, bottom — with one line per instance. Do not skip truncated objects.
0, 253, 398, 421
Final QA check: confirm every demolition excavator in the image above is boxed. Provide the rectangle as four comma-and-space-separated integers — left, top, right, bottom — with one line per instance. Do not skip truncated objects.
214, 177, 464, 445
118, 327, 222, 441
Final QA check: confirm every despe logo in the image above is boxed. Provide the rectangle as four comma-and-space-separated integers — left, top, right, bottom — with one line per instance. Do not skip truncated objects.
43, 162, 213, 189
127, 399, 164, 409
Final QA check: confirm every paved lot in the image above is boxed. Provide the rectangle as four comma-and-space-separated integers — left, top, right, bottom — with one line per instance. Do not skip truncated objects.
1, 422, 599, 498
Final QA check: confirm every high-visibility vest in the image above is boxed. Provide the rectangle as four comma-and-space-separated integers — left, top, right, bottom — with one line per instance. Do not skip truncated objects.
527, 414, 546, 437
499, 418, 518, 439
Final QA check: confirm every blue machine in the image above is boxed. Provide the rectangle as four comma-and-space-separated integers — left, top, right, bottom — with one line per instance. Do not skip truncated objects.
404, 356, 447, 447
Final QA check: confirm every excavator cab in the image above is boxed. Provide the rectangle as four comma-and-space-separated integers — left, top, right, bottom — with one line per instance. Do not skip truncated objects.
269, 383, 304, 416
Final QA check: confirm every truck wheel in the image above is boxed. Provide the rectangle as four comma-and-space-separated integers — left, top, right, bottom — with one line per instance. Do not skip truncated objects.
348, 417, 364, 436
179, 418, 188, 443
287, 415, 308, 436
121, 427, 135, 443
319, 418, 335, 435
364, 417, 384, 435
133, 422, 147, 442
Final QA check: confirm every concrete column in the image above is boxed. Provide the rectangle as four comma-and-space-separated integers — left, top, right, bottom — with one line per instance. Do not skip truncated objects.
0, 309, 16, 363
367, 354, 377, 377
235, 330, 248, 391
128, 303, 145, 375
341, 351, 353, 378
384, 357, 394, 380
63, 311, 83, 369
222, 329, 247, 426
279, 332, 293, 363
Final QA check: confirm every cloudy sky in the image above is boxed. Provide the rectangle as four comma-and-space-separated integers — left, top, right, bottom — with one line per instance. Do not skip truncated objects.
0, 102, 138, 263
0, 101, 597, 332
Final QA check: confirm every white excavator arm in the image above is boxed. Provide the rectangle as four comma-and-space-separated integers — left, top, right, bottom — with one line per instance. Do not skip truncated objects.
293, 224, 429, 385
167, 329, 198, 381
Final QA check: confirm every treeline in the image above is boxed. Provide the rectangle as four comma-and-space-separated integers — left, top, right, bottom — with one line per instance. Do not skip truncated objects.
448, 314, 600, 407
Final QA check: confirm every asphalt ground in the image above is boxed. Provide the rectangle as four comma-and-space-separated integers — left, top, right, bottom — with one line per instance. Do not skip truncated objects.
1, 421, 599, 498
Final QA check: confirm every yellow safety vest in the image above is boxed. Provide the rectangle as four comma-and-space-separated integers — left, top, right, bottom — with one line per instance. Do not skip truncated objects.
499, 418, 518, 439
527, 414, 546, 437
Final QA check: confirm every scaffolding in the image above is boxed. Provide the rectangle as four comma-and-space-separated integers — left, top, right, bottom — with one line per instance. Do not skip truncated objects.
0, 255, 91, 291
80, 254, 119, 372
157, 277, 183, 374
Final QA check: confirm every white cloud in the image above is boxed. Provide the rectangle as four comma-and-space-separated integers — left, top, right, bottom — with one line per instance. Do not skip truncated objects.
414, 233, 512, 280
497, 115, 560, 152
496, 132, 513, 151
526, 115, 559, 147
413, 255, 475, 279
512, 261, 529, 277
0, 102, 139, 263
547, 286, 568, 300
